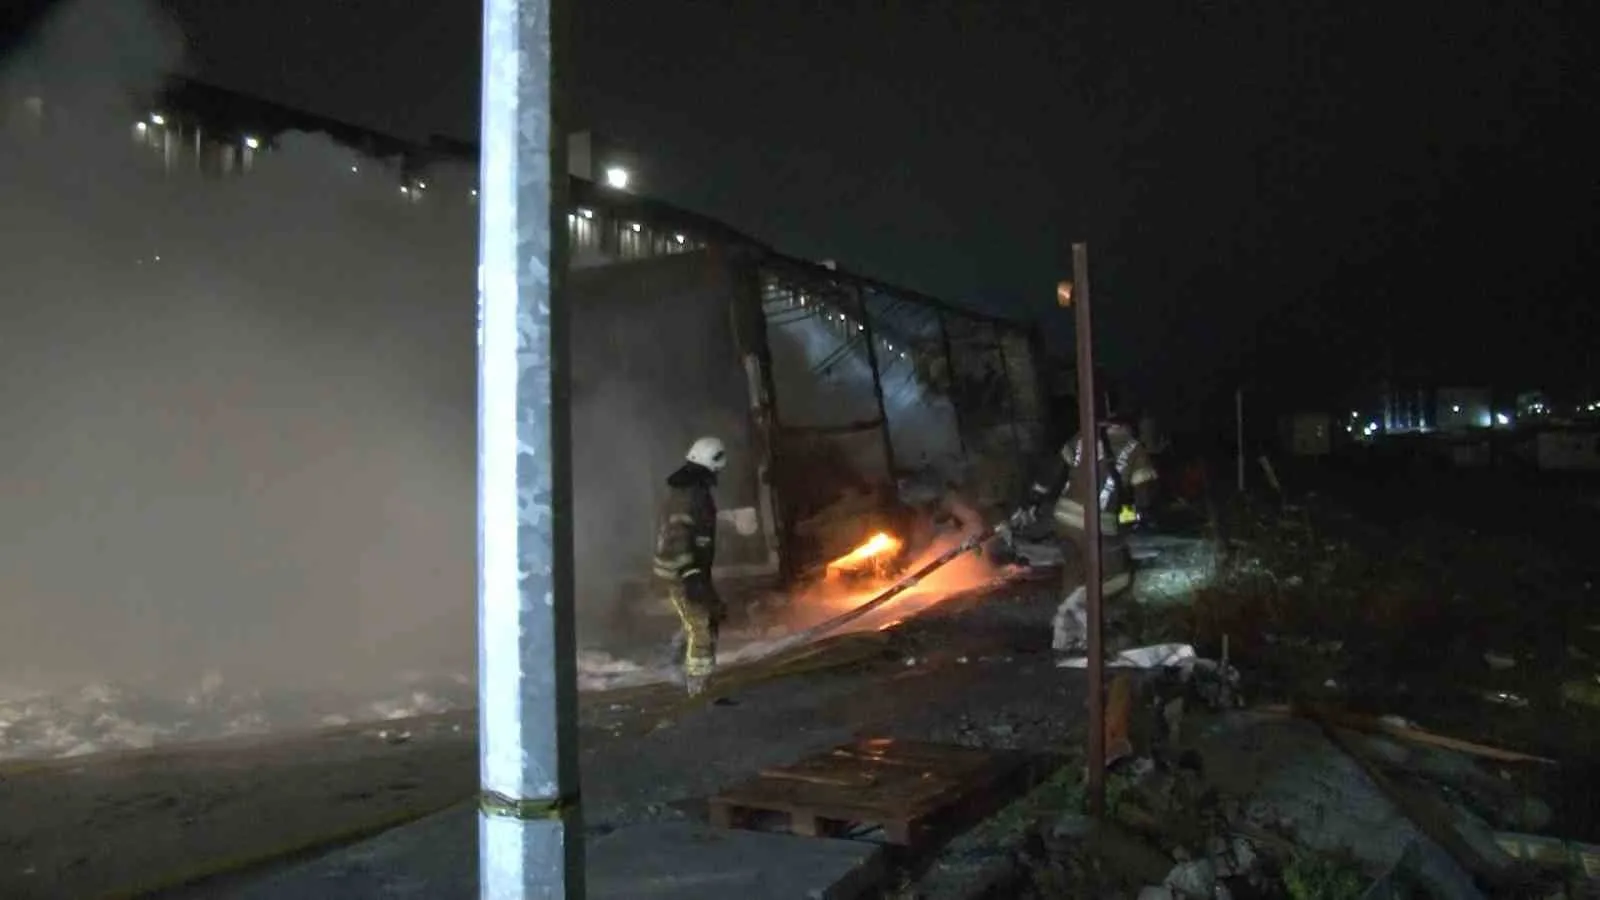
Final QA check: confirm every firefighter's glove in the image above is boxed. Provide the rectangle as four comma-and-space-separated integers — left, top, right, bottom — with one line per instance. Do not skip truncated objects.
1008, 505, 1038, 530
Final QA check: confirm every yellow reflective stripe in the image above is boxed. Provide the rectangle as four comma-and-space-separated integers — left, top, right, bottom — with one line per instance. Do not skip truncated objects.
680, 568, 703, 579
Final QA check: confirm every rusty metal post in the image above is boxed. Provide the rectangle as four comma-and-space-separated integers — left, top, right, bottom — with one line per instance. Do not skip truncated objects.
1070, 241, 1106, 820
854, 284, 898, 479
477, 0, 584, 894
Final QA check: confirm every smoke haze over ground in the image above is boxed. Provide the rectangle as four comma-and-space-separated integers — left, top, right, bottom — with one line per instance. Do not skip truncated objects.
1, 0, 478, 701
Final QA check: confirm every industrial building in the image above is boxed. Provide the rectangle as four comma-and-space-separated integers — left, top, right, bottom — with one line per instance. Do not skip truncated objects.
5, 77, 1051, 609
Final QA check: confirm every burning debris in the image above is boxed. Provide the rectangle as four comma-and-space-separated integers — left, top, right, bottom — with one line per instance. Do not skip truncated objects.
825, 530, 904, 579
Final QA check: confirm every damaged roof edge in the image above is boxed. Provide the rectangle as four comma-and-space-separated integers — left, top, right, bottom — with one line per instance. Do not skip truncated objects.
147, 78, 1021, 331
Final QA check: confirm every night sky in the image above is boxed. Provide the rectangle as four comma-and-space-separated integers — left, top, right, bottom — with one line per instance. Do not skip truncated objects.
24, 1, 1600, 424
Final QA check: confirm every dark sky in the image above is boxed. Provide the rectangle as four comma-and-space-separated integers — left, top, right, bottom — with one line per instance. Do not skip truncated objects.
39, 1, 1600, 417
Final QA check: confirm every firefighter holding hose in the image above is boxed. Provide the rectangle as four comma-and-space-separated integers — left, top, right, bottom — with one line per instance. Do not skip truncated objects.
653, 436, 729, 696
1010, 393, 1159, 661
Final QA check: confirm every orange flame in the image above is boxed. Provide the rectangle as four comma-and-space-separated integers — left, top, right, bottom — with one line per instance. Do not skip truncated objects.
826, 532, 903, 573
786, 531, 1002, 633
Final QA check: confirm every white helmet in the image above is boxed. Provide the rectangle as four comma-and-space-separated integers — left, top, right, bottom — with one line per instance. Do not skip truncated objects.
685, 436, 728, 472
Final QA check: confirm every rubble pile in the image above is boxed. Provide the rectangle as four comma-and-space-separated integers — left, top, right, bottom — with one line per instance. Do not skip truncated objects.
916, 487, 1600, 899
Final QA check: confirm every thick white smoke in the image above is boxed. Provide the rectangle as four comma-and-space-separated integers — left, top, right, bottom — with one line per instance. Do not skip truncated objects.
0, 0, 478, 698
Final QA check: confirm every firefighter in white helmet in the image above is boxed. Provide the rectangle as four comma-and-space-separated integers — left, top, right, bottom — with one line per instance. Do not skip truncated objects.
1010, 393, 1158, 661
652, 436, 729, 696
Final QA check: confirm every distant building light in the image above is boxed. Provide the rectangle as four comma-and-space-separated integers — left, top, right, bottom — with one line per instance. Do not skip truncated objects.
244, 136, 260, 150
1496, 413, 1510, 426
578, 207, 594, 219
1451, 404, 1461, 413
149, 113, 166, 126
674, 233, 686, 244
418, 181, 428, 190
629, 222, 642, 233
471, 188, 479, 198
604, 166, 630, 190
135, 121, 147, 132
400, 185, 410, 195
351, 165, 359, 173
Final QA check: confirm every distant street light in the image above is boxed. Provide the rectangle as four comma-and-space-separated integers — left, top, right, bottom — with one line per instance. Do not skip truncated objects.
604, 166, 629, 189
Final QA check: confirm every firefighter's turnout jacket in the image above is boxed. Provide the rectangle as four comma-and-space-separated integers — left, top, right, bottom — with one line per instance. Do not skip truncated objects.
1029, 422, 1158, 538
651, 462, 720, 679
652, 463, 718, 583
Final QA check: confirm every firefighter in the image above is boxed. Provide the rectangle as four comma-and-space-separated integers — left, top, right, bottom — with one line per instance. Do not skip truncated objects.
652, 436, 728, 696
1010, 395, 1158, 660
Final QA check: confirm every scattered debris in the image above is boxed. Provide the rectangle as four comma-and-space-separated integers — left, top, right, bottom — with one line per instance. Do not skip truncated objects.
1482, 689, 1530, 709
1483, 651, 1516, 671
1162, 857, 1219, 898
1561, 677, 1600, 710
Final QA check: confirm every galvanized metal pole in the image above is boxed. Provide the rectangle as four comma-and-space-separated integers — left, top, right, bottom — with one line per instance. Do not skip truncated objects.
477, 0, 583, 895
1070, 242, 1106, 820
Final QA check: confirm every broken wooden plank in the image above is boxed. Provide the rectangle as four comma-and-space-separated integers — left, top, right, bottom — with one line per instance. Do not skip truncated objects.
1305, 707, 1520, 894
1256, 703, 1557, 766
758, 768, 881, 789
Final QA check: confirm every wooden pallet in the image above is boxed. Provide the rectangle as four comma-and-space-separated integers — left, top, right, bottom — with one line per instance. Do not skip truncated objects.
707, 738, 1043, 848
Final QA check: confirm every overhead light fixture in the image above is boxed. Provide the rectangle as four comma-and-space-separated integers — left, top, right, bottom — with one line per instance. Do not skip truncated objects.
400, 185, 410, 195
604, 166, 630, 190
578, 207, 594, 219
135, 121, 147, 131
629, 222, 642, 233
243, 136, 260, 150
149, 113, 166, 126
674, 233, 686, 244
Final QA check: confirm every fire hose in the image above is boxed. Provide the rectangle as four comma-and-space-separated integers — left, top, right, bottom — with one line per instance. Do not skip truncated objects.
784, 522, 1011, 646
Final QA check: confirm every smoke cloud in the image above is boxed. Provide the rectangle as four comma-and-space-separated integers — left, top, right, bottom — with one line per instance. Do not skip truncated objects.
0, 0, 478, 697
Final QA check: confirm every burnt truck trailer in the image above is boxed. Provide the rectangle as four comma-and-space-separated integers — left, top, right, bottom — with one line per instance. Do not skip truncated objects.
564, 179, 1051, 624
